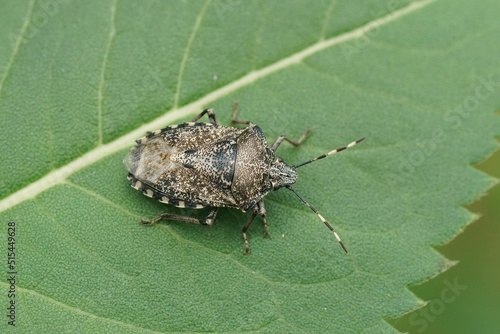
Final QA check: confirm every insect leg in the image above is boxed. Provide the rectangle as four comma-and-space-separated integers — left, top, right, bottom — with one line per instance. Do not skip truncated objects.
191, 108, 218, 126
141, 208, 219, 226
141, 213, 201, 225
231, 102, 252, 125
270, 129, 312, 152
203, 208, 219, 226
255, 201, 270, 237
241, 210, 258, 254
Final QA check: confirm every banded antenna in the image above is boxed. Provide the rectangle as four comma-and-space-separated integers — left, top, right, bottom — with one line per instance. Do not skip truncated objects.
290, 137, 365, 253
293, 137, 365, 168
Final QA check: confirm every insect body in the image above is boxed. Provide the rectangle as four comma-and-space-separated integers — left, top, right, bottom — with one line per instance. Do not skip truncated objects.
125, 105, 364, 253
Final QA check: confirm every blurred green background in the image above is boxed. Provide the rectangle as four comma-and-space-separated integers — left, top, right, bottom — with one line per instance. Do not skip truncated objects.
391, 143, 500, 333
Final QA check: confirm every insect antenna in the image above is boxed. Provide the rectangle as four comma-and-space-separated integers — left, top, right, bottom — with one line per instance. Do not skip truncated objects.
286, 186, 348, 253
293, 137, 365, 168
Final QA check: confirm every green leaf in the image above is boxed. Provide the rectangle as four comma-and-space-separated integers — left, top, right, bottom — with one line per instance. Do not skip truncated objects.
1, 0, 499, 333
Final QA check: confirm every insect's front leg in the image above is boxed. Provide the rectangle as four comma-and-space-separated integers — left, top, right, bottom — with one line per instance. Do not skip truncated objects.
270, 129, 312, 152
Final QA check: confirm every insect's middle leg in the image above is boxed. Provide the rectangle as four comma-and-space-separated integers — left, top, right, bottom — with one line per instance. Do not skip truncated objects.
203, 208, 219, 226
231, 102, 252, 125
270, 129, 312, 152
255, 201, 269, 237
241, 201, 269, 254
241, 211, 257, 254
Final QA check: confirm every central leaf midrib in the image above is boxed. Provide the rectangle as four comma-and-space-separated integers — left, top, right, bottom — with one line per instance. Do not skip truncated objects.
0, 0, 437, 213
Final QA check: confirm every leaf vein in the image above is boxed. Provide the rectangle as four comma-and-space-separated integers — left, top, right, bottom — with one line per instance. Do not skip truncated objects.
0, 0, 35, 95
0, 282, 165, 334
319, 0, 337, 40
97, 0, 118, 145
173, 0, 212, 108
0, 0, 438, 214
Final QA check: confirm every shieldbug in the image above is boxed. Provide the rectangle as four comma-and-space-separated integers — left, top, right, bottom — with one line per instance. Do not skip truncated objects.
125, 104, 364, 254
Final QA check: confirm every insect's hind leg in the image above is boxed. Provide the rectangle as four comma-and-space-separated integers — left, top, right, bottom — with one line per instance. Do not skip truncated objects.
270, 129, 312, 153
142, 208, 219, 226
191, 108, 218, 126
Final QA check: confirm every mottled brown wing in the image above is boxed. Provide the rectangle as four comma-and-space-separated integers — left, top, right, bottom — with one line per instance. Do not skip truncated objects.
125, 122, 245, 208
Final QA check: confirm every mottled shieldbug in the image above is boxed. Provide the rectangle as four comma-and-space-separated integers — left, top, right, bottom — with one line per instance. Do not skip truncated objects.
125, 104, 364, 253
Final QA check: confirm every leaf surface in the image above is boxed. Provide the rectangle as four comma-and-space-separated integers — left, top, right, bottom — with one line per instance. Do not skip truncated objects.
1, 0, 499, 333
